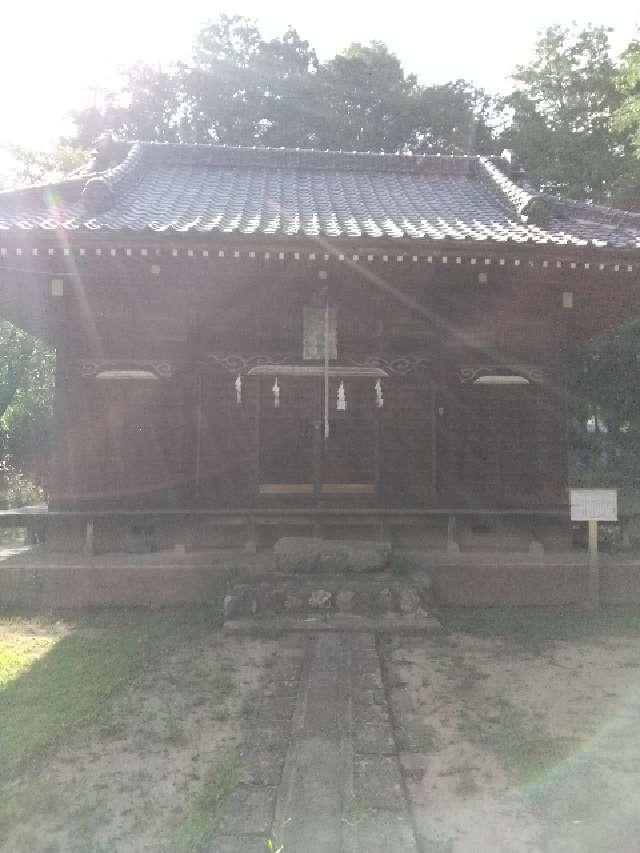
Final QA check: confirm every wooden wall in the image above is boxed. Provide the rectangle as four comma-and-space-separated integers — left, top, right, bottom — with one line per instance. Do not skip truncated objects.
36, 246, 589, 510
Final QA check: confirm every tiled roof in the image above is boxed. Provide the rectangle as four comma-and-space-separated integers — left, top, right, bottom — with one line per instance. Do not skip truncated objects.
1, 140, 639, 249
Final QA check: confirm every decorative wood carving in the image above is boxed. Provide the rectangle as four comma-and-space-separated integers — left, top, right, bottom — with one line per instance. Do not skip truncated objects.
248, 365, 387, 378
204, 352, 432, 377
80, 360, 174, 378
352, 354, 432, 375
458, 365, 544, 384
203, 353, 296, 374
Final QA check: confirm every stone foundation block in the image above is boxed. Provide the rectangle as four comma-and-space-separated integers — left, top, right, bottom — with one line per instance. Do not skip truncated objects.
274, 537, 391, 574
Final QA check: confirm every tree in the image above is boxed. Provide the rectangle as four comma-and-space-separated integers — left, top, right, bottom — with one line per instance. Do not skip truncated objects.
68, 15, 496, 155
501, 24, 639, 204
0, 143, 89, 189
182, 17, 321, 146
614, 38, 640, 145
312, 41, 417, 152
411, 80, 495, 155
0, 323, 54, 505
611, 37, 640, 207
0, 155, 65, 503
567, 319, 640, 538
69, 66, 184, 149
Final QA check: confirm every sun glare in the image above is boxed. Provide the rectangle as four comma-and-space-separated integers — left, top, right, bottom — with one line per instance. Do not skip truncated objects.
0, 629, 61, 688
0, 1, 636, 149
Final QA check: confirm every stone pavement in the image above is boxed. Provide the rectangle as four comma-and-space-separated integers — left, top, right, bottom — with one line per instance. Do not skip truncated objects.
213, 632, 420, 852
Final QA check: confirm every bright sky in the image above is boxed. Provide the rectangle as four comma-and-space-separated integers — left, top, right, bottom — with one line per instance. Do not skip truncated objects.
1, 0, 639, 150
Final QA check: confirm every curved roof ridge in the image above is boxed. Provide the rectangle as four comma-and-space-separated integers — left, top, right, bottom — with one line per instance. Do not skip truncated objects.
477, 156, 537, 217
81, 142, 145, 213
478, 154, 640, 233
539, 192, 640, 226
111, 139, 479, 175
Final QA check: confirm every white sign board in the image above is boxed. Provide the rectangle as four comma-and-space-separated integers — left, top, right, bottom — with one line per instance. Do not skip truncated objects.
570, 489, 618, 522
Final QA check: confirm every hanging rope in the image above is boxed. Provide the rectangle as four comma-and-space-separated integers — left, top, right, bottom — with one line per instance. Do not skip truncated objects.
324, 291, 330, 441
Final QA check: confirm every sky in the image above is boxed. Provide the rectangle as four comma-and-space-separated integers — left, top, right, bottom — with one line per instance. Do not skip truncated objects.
1, 0, 639, 151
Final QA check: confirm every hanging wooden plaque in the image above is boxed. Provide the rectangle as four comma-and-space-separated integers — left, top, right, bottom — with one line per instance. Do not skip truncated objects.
303, 307, 337, 360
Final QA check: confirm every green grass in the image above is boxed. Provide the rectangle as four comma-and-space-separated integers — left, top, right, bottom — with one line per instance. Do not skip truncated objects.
173, 754, 241, 853
439, 606, 640, 651
0, 634, 57, 687
458, 699, 579, 786
0, 607, 221, 782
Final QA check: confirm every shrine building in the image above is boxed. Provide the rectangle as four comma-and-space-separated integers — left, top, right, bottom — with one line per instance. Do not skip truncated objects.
1, 137, 639, 553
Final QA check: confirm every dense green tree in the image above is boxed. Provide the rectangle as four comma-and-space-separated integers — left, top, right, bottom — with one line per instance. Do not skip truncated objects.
0, 323, 54, 505
567, 320, 640, 532
67, 15, 495, 155
0, 154, 64, 503
614, 38, 640, 145
501, 24, 640, 204
411, 80, 495, 155
69, 66, 184, 149
182, 17, 321, 146
0, 143, 89, 189
312, 41, 417, 151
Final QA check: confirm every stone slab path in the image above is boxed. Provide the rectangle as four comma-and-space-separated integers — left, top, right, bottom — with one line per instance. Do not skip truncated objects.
213, 632, 420, 853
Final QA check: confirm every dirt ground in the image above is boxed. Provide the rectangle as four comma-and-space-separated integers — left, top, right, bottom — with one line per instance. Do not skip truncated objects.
383, 629, 640, 853
1, 625, 279, 853
3, 612, 640, 852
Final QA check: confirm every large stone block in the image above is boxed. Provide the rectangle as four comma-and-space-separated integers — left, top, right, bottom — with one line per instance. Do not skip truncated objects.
274, 537, 391, 574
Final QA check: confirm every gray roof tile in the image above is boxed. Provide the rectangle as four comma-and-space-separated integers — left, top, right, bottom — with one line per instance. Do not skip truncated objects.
0, 141, 639, 249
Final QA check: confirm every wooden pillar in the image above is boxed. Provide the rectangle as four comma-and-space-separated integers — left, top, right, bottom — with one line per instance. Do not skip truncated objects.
447, 514, 460, 554
194, 373, 203, 499
587, 519, 600, 610
245, 515, 257, 553
84, 519, 95, 556
431, 380, 438, 504
252, 377, 261, 503
374, 401, 382, 499
313, 416, 322, 505
50, 344, 71, 509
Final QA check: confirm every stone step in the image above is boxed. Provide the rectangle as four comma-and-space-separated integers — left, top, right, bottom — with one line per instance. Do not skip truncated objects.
223, 575, 433, 621
224, 613, 442, 634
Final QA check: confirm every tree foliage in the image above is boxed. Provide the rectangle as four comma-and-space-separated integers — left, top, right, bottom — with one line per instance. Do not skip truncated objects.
0, 323, 54, 506
501, 24, 640, 204
568, 321, 640, 509
0, 143, 89, 190
68, 15, 496, 155
615, 38, 640, 137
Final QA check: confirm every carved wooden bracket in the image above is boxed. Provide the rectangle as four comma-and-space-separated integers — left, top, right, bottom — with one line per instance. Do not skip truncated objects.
203, 352, 431, 377
80, 360, 175, 378
202, 353, 296, 374
458, 365, 544, 384
351, 354, 431, 375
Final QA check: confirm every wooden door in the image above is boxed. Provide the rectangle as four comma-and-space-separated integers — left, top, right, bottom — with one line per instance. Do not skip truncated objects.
441, 386, 540, 506
320, 378, 377, 495
258, 377, 318, 495
257, 375, 379, 498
